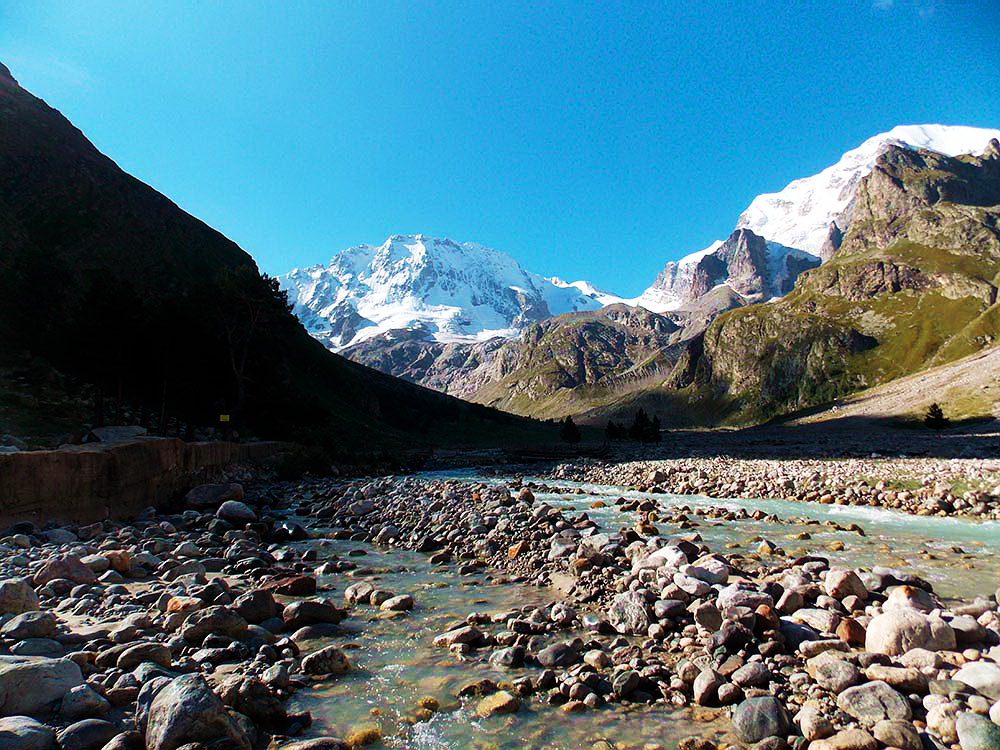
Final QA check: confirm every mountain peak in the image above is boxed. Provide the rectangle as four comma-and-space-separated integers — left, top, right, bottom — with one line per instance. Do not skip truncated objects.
280, 235, 613, 349
735, 123, 1000, 258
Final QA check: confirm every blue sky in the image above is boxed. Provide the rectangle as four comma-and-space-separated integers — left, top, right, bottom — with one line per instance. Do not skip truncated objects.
2, 1, 998, 295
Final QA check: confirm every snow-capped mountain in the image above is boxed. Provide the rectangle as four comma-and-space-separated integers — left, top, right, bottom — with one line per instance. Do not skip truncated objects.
279, 234, 614, 349
635, 124, 1000, 311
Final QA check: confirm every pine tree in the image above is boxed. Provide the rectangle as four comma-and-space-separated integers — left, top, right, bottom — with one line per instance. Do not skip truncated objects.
560, 416, 582, 444
924, 403, 949, 430
629, 409, 651, 441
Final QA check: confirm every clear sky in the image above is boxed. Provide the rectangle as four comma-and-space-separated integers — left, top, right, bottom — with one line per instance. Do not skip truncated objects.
2, 1, 998, 295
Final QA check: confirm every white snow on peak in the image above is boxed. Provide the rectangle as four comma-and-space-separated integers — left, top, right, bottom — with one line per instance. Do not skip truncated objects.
631, 124, 1000, 311
279, 234, 613, 349
736, 124, 1000, 256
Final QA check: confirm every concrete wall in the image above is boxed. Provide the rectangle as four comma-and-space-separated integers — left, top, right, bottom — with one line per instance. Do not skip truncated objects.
0, 438, 287, 526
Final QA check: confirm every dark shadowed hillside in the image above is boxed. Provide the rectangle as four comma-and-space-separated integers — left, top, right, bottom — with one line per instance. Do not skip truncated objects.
0, 62, 540, 446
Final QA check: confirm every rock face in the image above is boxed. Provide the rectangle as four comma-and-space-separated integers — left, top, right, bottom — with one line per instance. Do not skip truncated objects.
344, 303, 685, 421
144, 674, 251, 750
640, 229, 819, 312
687, 138, 1000, 423
0, 655, 83, 717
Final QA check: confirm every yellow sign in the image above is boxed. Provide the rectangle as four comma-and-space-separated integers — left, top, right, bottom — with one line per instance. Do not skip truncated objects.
219, 414, 230, 423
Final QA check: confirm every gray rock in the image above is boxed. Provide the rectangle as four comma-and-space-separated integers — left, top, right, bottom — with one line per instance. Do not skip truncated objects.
956, 712, 1000, 750
179, 606, 248, 644
865, 608, 941, 656
836, 680, 912, 726
32, 557, 96, 586
606, 591, 650, 635
1, 611, 57, 640
731, 696, 790, 743
0, 715, 56, 749
717, 584, 773, 611
732, 662, 771, 688
814, 659, 860, 692
537, 642, 580, 668
955, 662, 1000, 701
793, 608, 841, 634
56, 719, 117, 750
144, 674, 250, 750
60, 684, 111, 720
0, 655, 83, 717
216, 501, 256, 524
951, 614, 987, 645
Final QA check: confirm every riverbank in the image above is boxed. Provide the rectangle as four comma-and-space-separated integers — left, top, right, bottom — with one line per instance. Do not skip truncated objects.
546, 454, 1000, 520
3, 471, 997, 749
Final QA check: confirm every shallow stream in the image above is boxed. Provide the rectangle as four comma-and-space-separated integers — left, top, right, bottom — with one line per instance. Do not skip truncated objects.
287, 471, 1000, 750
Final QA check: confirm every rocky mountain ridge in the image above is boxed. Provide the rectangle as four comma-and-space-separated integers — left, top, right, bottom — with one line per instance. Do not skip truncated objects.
684, 138, 1000, 423
279, 235, 613, 350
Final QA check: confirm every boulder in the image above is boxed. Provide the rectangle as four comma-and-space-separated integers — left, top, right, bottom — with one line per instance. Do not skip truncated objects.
216, 501, 256, 524
872, 719, 922, 750
809, 729, 877, 750
836, 681, 911, 726
179, 606, 248, 644
144, 674, 250, 750
184, 483, 243, 509
0, 715, 56, 749
55, 719, 117, 750
717, 584, 773, 611
301, 646, 351, 677
282, 600, 343, 630
607, 591, 650, 635
956, 711, 1000, 750
0, 579, 40, 615
0, 655, 83, 717
1, 612, 57, 640
954, 662, 1000, 701
476, 691, 520, 717
537, 643, 579, 668
825, 569, 867, 600
33, 557, 96, 586
865, 608, 948, 656
731, 696, 790, 743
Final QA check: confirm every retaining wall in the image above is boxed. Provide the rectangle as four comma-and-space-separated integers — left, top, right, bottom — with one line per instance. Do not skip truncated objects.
0, 438, 287, 526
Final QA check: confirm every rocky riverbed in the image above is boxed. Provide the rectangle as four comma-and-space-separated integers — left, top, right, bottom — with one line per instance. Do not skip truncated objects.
1, 470, 1000, 750
545, 456, 1000, 519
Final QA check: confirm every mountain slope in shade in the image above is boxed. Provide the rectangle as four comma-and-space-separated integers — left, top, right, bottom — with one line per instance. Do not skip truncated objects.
0, 61, 538, 446
279, 235, 615, 349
